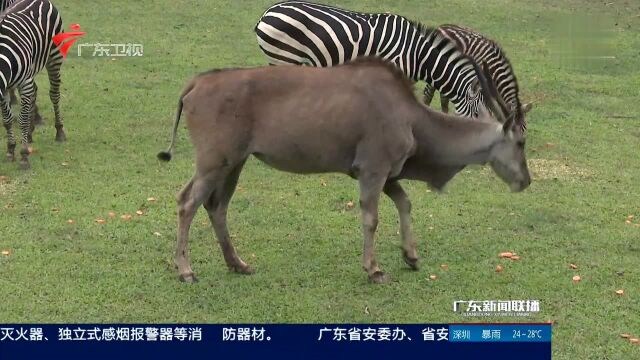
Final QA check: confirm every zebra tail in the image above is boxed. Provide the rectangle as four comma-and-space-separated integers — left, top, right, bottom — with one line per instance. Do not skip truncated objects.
157, 82, 194, 161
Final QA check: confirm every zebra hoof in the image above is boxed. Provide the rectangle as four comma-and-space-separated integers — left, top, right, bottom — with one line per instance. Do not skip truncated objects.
6, 153, 15, 162
33, 114, 44, 127
19, 160, 30, 170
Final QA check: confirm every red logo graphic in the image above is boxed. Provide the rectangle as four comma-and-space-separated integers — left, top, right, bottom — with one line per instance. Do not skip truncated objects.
52, 23, 85, 58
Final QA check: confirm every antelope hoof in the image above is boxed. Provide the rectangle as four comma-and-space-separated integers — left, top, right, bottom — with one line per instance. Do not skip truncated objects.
369, 271, 390, 284
230, 263, 255, 275
178, 272, 198, 283
402, 250, 419, 270
55, 130, 66, 143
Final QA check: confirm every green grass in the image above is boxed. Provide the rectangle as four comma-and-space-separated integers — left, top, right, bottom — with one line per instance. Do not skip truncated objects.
1, 0, 639, 358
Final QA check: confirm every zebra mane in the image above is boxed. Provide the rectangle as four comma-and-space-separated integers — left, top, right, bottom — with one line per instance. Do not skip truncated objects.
407, 21, 481, 83
407, 19, 434, 38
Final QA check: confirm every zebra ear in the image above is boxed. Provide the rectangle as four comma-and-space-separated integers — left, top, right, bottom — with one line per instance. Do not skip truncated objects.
521, 102, 533, 114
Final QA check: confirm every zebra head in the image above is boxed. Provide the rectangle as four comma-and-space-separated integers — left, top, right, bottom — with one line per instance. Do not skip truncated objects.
456, 76, 485, 118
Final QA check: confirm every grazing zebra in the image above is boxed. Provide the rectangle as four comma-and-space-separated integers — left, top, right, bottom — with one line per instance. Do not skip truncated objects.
424, 24, 531, 132
0, 0, 44, 126
255, 1, 489, 118
0, 0, 65, 169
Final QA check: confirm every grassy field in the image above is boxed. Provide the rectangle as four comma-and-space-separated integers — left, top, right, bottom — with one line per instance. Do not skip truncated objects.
0, 0, 639, 358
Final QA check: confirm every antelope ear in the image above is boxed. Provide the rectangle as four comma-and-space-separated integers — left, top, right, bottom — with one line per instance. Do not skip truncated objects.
502, 113, 515, 134
477, 101, 490, 119
477, 61, 508, 124
521, 102, 533, 114
470, 78, 481, 95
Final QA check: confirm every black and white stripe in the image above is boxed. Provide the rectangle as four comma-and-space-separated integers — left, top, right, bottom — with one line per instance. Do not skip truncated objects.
0, 0, 43, 123
0, 0, 17, 13
255, 1, 487, 118
0, 0, 65, 169
425, 24, 529, 131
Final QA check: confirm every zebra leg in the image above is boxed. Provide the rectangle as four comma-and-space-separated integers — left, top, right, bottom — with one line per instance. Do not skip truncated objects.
26, 84, 36, 143
440, 96, 450, 113
17, 81, 36, 169
423, 83, 435, 106
1, 97, 16, 162
9, 90, 17, 106
31, 82, 43, 127
46, 58, 65, 142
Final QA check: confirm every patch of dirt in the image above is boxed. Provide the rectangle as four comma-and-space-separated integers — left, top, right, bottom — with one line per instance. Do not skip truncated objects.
527, 159, 592, 180
0, 178, 16, 197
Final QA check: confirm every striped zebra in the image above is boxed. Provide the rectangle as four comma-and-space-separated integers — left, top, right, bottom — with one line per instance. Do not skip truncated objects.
0, 0, 65, 169
255, 1, 490, 118
424, 24, 531, 132
0, 0, 45, 127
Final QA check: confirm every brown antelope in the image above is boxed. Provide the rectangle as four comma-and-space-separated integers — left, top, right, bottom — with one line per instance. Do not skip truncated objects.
158, 49, 530, 284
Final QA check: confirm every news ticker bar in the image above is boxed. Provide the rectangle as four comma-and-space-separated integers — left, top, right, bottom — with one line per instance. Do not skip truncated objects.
0, 324, 552, 360
0, 323, 551, 343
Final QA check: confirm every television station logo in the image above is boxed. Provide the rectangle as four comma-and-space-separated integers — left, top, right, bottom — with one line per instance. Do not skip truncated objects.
52, 23, 144, 58
52, 23, 85, 58
453, 300, 540, 317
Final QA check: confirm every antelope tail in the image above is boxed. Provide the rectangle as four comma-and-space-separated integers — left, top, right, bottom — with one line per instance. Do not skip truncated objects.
157, 81, 195, 161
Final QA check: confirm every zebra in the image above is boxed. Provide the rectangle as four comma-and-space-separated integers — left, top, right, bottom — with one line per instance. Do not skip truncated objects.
0, 0, 65, 169
424, 24, 531, 132
255, 1, 491, 119
0, 0, 44, 126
